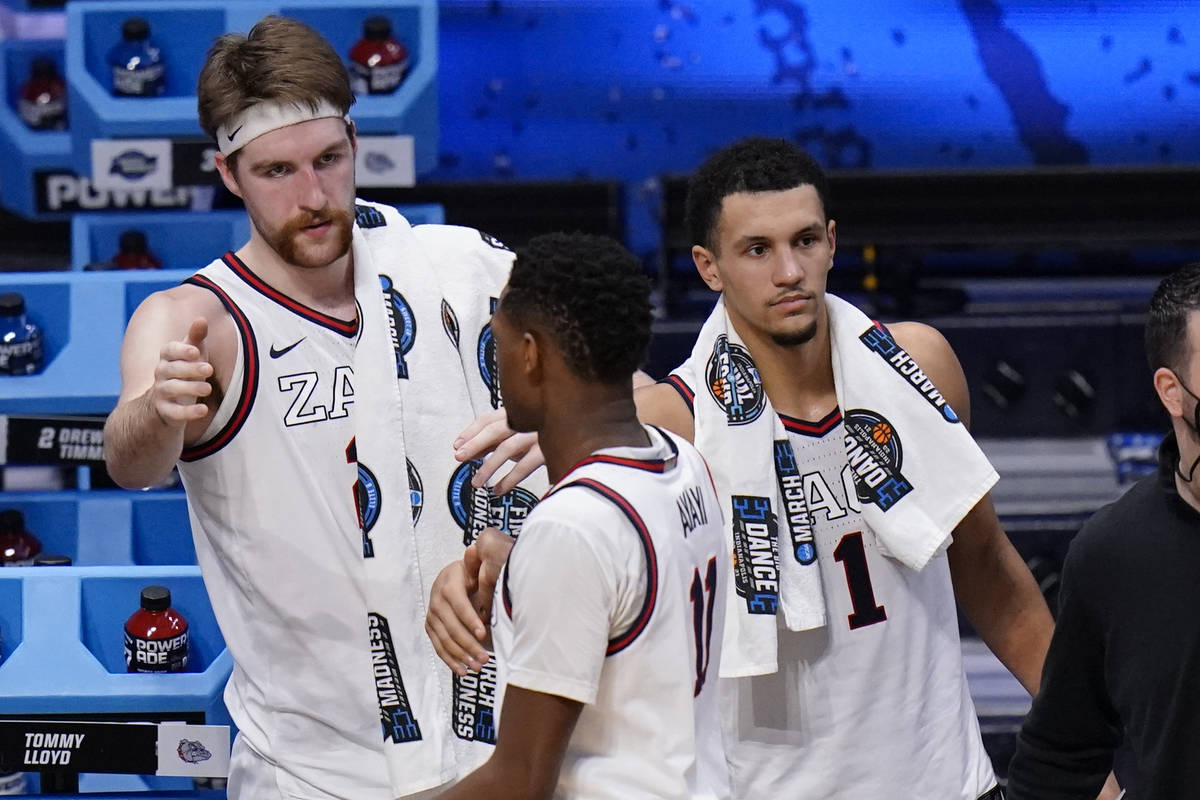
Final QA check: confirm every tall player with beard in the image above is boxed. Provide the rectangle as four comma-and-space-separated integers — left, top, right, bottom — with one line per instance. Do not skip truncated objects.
104, 15, 524, 800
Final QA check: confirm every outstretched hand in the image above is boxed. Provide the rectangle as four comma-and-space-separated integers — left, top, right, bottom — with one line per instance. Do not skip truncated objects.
151, 317, 212, 427
453, 408, 544, 494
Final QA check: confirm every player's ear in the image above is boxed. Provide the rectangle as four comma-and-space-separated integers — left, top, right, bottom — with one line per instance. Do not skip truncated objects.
693, 245, 723, 292
827, 218, 837, 260
522, 330, 542, 385
1155, 366, 1185, 419
214, 152, 243, 199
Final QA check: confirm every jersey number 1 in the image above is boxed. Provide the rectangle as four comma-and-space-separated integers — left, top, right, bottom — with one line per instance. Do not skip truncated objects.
833, 532, 887, 630
690, 557, 718, 696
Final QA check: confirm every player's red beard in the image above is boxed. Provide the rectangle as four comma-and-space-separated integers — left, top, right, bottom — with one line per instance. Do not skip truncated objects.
265, 207, 353, 269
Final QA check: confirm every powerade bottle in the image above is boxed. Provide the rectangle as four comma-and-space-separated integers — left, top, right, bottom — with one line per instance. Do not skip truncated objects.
349, 16, 409, 95
0, 509, 41, 566
112, 230, 163, 270
125, 586, 189, 673
0, 292, 44, 376
18, 57, 67, 131
108, 17, 165, 97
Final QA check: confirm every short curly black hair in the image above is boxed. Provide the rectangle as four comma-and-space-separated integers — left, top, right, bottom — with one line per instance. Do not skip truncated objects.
685, 137, 831, 254
500, 232, 652, 384
1146, 262, 1200, 375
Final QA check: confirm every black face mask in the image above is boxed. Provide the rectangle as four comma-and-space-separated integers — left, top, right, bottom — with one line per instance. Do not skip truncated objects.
1173, 372, 1200, 483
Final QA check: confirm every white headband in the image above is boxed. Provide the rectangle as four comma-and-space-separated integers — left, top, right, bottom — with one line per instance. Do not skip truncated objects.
216, 99, 348, 156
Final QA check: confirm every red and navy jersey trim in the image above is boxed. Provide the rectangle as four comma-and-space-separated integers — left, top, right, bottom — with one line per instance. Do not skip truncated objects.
779, 408, 842, 437
558, 477, 658, 656
661, 374, 695, 415
555, 427, 680, 487
221, 252, 358, 337
501, 554, 514, 620
179, 275, 259, 462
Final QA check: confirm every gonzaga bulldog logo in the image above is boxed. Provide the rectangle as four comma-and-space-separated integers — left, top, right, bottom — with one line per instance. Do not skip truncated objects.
706, 335, 765, 425
447, 460, 538, 546
176, 739, 212, 764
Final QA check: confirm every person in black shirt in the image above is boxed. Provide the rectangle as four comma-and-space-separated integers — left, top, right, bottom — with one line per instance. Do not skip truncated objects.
1008, 262, 1200, 800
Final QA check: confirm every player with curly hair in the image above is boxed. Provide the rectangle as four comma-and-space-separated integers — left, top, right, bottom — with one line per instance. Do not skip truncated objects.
434, 232, 730, 800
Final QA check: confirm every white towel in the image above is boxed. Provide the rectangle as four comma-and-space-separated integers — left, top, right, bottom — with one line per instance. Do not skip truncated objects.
669, 294, 998, 677
350, 201, 545, 795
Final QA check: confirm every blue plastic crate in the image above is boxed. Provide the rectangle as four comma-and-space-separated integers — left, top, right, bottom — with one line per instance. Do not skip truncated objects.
0, 270, 192, 414
0, 39, 74, 218
1, 203, 441, 411
0, 490, 193, 567
65, 0, 438, 178
71, 210, 251, 271
0, 566, 231, 717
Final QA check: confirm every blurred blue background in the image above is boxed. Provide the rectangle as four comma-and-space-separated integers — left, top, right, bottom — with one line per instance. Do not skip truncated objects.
431, 0, 1200, 252
434, 0, 1199, 176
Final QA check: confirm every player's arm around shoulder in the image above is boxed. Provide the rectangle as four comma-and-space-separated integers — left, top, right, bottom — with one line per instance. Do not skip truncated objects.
890, 321, 1054, 696
104, 284, 234, 489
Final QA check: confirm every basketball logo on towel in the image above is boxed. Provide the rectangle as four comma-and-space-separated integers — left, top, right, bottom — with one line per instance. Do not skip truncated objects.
843, 409, 913, 512
706, 335, 765, 425
447, 459, 538, 546
355, 462, 382, 558
379, 275, 416, 379
871, 421, 893, 444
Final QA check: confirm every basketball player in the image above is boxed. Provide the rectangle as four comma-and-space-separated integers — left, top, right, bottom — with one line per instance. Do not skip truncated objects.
428, 138, 1070, 799
434, 232, 729, 800
104, 16, 524, 799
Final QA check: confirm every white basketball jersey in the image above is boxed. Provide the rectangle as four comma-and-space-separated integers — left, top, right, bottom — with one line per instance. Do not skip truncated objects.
491, 426, 730, 799
177, 253, 394, 798
720, 411, 997, 799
